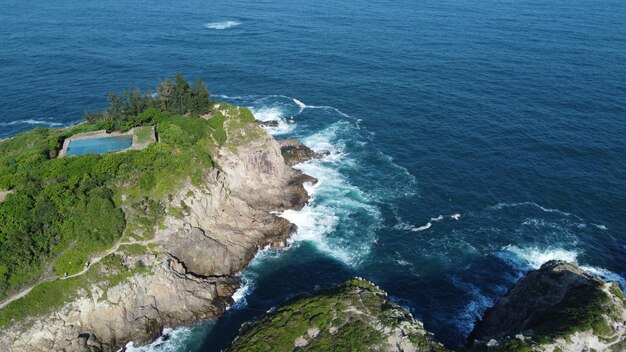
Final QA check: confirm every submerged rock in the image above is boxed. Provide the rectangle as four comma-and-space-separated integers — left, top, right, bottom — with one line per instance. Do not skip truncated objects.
256, 119, 280, 127
278, 138, 330, 166
225, 278, 449, 352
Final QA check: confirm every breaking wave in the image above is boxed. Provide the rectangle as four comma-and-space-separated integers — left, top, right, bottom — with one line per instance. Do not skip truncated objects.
449, 276, 499, 336
498, 245, 625, 287
204, 21, 241, 30
394, 213, 461, 232
122, 325, 210, 352
249, 105, 295, 135
276, 122, 381, 266
0, 118, 64, 127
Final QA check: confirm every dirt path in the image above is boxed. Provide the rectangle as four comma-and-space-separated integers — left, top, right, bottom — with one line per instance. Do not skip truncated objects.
0, 239, 155, 310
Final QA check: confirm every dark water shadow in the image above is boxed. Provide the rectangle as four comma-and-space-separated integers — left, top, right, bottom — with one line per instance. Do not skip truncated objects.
198, 244, 356, 352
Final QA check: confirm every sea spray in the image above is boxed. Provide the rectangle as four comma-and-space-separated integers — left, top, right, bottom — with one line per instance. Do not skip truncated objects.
249, 105, 296, 135
204, 21, 241, 30
122, 324, 212, 352
498, 245, 626, 288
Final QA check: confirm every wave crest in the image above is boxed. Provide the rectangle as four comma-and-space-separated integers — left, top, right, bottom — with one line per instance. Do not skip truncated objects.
498, 245, 625, 287
204, 21, 241, 30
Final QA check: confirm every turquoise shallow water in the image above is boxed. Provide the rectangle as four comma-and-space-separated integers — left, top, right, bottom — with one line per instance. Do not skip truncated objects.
1, 0, 625, 350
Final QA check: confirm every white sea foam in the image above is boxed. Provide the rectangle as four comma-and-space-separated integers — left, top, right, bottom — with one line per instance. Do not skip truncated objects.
498, 245, 626, 287
490, 201, 577, 218
229, 275, 254, 310
499, 245, 578, 270
249, 106, 295, 135
581, 266, 625, 287
593, 224, 608, 231
290, 98, 350, 118
122, 327, 196, 352
396, 259, 410, 266
292, 98, 306, 113
274, 122, 380, 266
411, 222, 432, 232
375, 151, 418, 198
204, 21, 241, 30
396, 213, 460, 232
0, 119, 64, 127
393, 221, 415, 231
449, 277, 497, 335
302, 121, 349, 159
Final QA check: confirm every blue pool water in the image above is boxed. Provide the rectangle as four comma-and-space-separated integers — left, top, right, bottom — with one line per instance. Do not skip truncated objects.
65, 135, 133, 156
1, 0, 625, 350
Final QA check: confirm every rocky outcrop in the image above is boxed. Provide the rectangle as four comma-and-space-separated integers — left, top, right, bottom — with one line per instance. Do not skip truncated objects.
278, 139, 330, 166
226, 277, 449, 352
468, 260, 626, 351
224, 262, 626, 352
0, 115, 312, 351
256, 120, 279, 127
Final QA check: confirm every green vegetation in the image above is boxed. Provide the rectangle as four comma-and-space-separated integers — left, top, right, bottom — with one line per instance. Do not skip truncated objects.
526, 280, 616, 340
473, 339, 534, 352
226, 278, 448, 352
609, 282, 626, 307
133, 126, 154, 144
0, 253, 148, 327
0, 74, 261, 302
85, 74, 212, 130
118, 244, 149, 257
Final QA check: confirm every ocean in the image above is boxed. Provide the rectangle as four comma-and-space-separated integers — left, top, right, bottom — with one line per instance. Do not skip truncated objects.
1, 0, 625, 350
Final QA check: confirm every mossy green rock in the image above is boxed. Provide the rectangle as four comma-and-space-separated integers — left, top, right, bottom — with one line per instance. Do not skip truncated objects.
468, 260, 626, 351
226, 278, 449, 352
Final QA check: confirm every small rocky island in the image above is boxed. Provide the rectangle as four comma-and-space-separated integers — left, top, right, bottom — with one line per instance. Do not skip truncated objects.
226, 278, 448, 352
226, 261, 626, 352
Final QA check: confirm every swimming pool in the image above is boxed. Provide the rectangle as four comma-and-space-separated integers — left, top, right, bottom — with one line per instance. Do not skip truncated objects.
65, 135, 133, 156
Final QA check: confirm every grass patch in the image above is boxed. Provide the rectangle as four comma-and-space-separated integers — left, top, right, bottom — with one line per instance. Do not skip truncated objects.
0, 254, 148, 328
133, 125, 154, 144
527, 280, 615, 340
118, 244, 148, 256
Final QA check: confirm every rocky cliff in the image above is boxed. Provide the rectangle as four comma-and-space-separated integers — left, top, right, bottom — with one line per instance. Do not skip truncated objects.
226, 277, 449, 352
226, 262, 626, 352
0, 112, 320, 351
468, 260, 626, 352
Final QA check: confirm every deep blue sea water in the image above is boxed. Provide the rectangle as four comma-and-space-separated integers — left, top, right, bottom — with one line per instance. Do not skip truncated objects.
1, 0, 626, 350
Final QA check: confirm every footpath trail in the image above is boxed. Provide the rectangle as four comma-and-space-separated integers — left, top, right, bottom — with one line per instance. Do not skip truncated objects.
0, 239, 155, 310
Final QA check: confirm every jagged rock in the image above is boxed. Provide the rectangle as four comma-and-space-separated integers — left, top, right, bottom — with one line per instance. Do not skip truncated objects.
278, 138, 330, 166
225, 278, 450, 352
0, 115, 313, 352
468, 260, 626, 351
256, 120, 280, 127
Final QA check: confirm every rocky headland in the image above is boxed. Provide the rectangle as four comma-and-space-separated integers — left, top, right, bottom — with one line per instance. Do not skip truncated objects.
0, 107, 324, 351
